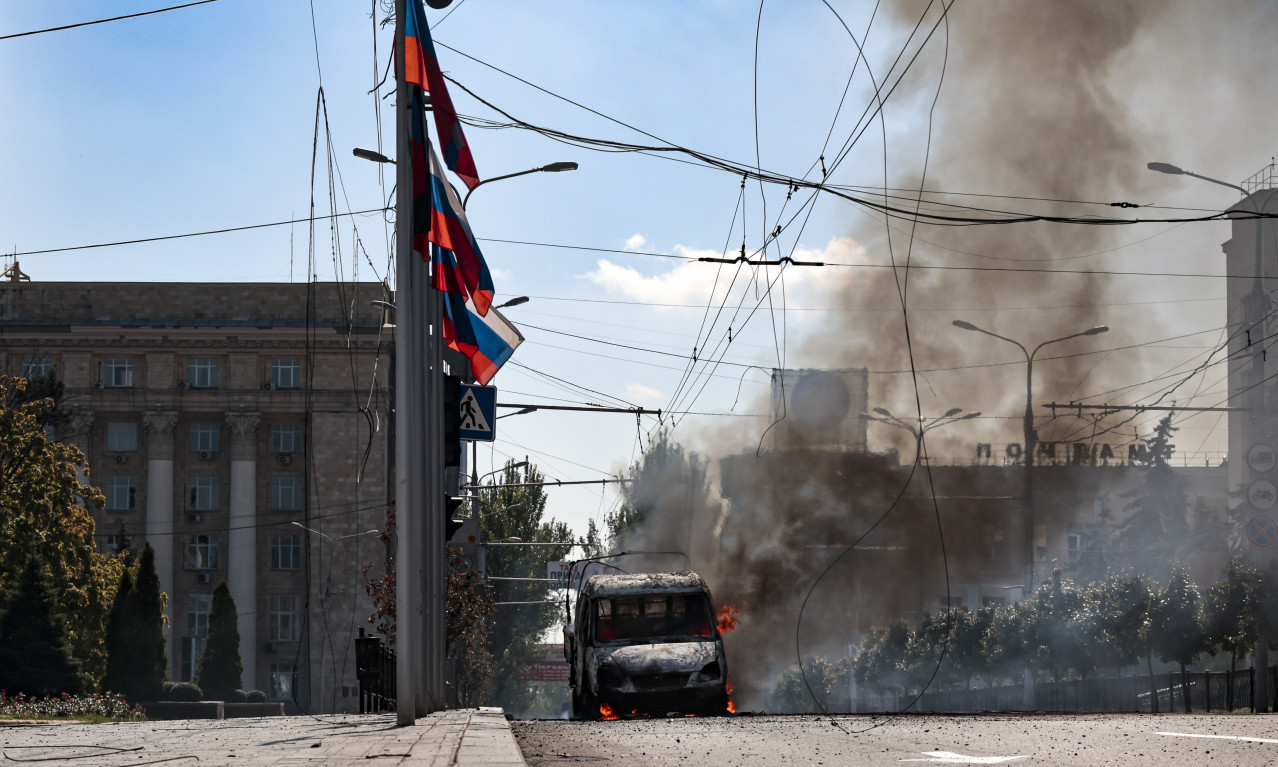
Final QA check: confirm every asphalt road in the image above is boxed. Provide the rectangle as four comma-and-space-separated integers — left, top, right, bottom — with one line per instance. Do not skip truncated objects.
513, 712, 1278, 766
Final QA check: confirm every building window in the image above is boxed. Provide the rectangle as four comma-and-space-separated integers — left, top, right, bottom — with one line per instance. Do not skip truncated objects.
271, 535, 302, 570
106, 476, 137, 511
270, 595, 302, 641
188, 358, 218, 389
190, 423, 221, 453
270, 358, 301, 389
271, 424, 303, 454
269, 663, 298, 701
21, 357, 52, 379
1067, 532, 1083, 563
107, 422, 138, 452
180, 635, 205, 684
187, 593, 212, 638
1034, 523, 1048, 562
189, 476, 219, 511
186, 534, 219, 570
271, 476, 303, 511
981, 523, 1005, 562
104, 358, 134, 388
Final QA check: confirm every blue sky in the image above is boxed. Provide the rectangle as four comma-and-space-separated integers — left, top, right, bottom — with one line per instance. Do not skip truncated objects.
3, 1, 1277, 537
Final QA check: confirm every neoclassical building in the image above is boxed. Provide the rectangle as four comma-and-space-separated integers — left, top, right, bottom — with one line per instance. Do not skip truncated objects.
0, 279, 390, 712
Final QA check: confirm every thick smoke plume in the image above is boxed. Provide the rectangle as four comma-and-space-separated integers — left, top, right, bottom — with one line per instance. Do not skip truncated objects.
610, 1, 1272, 712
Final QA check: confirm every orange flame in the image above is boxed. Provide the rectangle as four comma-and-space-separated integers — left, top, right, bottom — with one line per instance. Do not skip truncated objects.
716, 605, 741, 633
599, 703, 619, 721
725, 680, 737, 714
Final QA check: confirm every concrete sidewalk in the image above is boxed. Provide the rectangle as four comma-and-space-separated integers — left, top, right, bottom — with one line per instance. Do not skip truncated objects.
0, 707, 526, 767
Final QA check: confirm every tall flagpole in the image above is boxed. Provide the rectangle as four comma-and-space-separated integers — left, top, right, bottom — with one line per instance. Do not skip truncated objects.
395, 0, 447, 723
394, 0, 421, 723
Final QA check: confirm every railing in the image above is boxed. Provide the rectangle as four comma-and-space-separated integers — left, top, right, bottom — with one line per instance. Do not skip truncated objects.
853, 666, 1275, 714
355, 628, 397, 713
1243, 162, 1278, 194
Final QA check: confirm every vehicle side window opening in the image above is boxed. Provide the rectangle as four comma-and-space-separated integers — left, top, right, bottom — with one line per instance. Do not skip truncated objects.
594, 595, 712, 641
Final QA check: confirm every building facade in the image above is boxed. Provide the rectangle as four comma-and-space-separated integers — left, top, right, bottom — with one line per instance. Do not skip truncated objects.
0, 281, 390, 712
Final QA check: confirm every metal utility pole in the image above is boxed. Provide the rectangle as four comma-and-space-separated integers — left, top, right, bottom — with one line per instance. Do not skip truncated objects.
951, 320, 1108, 711
394, 0, 447, 722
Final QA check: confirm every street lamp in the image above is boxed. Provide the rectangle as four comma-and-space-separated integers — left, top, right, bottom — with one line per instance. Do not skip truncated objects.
493, 296, 529, 309
353, 147, 394, 164
951, 320, 1108, 594
864, 407, 980, 441
462, 161, 578, 208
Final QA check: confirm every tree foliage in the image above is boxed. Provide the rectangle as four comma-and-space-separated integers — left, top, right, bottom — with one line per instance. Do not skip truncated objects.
130, 544, 168, 701
606, 429, 714, 552
1203, 558, 1264, 674
0, 375, 124, 688
1116, 416, 1190, 580
0, 557, 82, 696
769, 657, 839, 713
446, 545, 495, 707
479, 461, 574, 712
196, 580, 243, 700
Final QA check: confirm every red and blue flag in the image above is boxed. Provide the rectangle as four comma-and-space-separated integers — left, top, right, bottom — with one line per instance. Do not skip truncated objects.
441, 276, 524, 386
425, 142, 493, 315
403, 0, 479, 190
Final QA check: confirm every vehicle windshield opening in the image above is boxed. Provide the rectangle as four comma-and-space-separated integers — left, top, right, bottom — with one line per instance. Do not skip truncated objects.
594, 594, 713, 641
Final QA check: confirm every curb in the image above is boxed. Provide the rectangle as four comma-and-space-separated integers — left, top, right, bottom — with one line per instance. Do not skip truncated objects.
455, 707, 527, 766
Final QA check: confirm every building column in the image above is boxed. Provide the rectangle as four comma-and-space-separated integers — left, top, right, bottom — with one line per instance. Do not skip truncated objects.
142, 411, 179, 671
226, 412, 261, 691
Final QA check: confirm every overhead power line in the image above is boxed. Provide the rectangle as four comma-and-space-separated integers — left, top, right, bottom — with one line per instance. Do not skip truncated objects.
0, 0, 224, 42
8, 208, 387, 256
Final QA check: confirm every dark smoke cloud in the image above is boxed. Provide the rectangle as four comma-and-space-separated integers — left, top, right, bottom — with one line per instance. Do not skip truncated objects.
611, 1, 1275, 712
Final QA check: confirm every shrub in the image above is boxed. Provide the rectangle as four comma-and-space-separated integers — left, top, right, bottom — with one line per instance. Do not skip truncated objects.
245, 689, 267, 702
160, 682, 203, 702
228, 689, 248, 703
0, 691, 144, 720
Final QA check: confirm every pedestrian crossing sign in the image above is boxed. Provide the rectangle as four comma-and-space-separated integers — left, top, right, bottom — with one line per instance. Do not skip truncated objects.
459, 384, 497, 442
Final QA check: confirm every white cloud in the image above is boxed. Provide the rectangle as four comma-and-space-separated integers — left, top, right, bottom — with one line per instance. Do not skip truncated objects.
490, 266, 512, 281
580, 237, 871, 309
625, 383, 663, 403
624, 233, 647, 251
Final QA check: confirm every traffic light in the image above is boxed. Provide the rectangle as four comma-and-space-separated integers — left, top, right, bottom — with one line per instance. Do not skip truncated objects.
445, 496, 465, 540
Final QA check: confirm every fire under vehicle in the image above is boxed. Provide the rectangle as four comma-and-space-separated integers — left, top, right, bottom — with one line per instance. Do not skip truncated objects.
564, 570, 729, 718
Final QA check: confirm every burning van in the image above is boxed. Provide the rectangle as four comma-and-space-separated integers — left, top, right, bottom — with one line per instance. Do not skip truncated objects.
564, 570, 729, 718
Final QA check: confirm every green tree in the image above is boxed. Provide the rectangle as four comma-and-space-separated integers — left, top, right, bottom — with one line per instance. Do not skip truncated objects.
1203, 558, 1264, 684
101, 567, 135, 697
1116, 416, 1190, 581
1028, 570, 1088, 682
0, 557, 82, 696
1150, 566, 1208, 713
983, 600, 1031, 684
1087, 571, 1153, 677
0, 375, 124, 688
950, 605, 995, 689
478, 460, 574, 712
769, 656, 837, 713
130, 543, 168, 701
196, 580, 242, 700
606, 430, 714, 552
905, 611, 956, 688
446, 546, 495, 707
853, 622, 910, 697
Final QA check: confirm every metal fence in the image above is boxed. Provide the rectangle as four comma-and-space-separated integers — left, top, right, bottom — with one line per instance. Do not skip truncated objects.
854, 666, 1276, 714
355, 628, 397, 713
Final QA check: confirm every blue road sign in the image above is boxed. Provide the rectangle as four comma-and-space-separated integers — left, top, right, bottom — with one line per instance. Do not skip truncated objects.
459, 384, 497, 442
1248, 515, 1277, 548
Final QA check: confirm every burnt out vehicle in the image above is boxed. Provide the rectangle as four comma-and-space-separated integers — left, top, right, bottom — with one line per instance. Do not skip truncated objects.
564, 570, 729, 718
